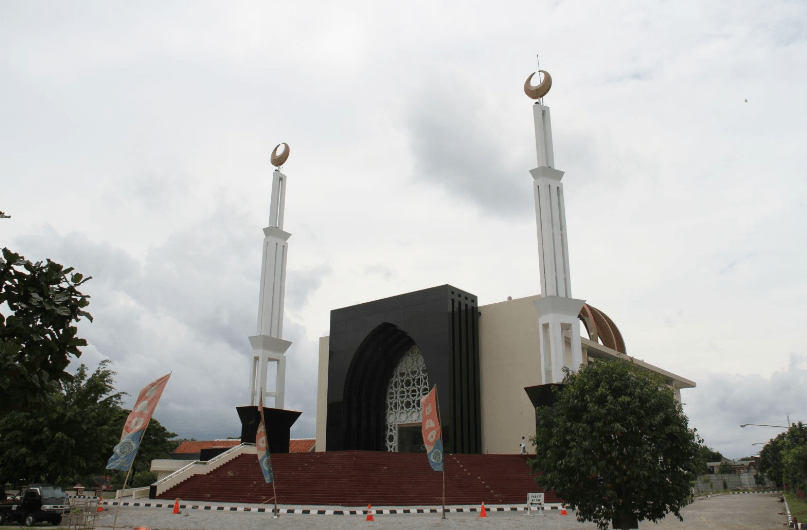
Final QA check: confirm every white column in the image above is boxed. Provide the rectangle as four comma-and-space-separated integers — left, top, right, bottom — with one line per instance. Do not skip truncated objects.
248, 169, 293, 408
532, 168, 572, 298
533, 104, 555, 169
529, 102, 585, 384
256, 227, 290, 338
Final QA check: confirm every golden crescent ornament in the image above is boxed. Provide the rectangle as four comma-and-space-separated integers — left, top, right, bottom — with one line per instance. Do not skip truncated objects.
271, 143, 290, 167
524, 70, 552, 100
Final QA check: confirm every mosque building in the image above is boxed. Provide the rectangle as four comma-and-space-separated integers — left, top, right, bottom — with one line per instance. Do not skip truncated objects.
311, 69, 695, 455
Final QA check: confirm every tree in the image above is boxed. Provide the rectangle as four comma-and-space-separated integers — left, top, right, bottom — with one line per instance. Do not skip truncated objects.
717, 461, 736, 474
0, 248, 92, 414
760, 432, 787, 486
695, 445, 724, 474
0, 361, 123, 485
781, 422, 807, 491
528, 360, 701, 530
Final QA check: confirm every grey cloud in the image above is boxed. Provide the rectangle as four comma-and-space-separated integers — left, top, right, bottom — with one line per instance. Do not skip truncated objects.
363, 263, 396, 281
683, 353, 807, 459
403, 73, 531, 218
285, 263, 332, 314
9, 206, 321, 442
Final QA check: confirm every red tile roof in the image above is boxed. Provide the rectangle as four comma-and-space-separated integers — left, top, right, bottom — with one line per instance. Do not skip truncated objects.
174, 440, 241, 454
173, 439, 316, 454
290, 439, 316, 453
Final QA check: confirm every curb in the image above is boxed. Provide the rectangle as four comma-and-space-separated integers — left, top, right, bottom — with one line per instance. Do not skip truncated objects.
101, 500, 564, 515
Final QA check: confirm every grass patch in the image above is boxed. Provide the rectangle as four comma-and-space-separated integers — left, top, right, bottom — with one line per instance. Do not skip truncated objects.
784, 491, 807, 520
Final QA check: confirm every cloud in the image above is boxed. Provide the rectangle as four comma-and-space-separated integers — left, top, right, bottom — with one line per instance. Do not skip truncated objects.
10, 207, 323, 441
402, 70, 532, 218
683, 353, 807, 459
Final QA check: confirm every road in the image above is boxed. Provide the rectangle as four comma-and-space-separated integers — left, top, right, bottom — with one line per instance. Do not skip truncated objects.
79, 492, 787, 530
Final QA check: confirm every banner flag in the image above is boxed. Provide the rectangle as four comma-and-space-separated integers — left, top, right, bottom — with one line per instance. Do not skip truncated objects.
107, 373, 171, 471
421, 385, 444, 472
256, 394, 274, 483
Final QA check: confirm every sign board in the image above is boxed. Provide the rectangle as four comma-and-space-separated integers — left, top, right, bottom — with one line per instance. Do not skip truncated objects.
527, 492, 544, 506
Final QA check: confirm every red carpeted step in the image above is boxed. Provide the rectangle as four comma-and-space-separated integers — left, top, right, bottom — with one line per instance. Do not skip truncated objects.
157, 451, 558, 505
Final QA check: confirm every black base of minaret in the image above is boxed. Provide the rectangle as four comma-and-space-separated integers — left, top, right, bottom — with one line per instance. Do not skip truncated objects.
524, 384, 563, 409
524, 383, 563, 427
236, 406, 301, 453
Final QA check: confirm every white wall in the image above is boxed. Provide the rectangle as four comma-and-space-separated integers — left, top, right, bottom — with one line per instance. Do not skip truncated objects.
315, 336, 329, 452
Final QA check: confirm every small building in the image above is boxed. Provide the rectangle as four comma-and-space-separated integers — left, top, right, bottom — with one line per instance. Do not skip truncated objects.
152, 438, 316, 480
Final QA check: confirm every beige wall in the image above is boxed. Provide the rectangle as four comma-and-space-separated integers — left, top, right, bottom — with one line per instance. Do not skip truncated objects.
313, 295, 694, 455
478, 295, 544, 454
315, 336, 329, 452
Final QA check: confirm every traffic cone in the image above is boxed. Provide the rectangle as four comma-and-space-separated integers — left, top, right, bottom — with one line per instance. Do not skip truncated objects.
479, 502, 487, 518
173, 498, 180, 514
560, 505, 568, 516
96, 503, 103, 512
365, 504, 375, 521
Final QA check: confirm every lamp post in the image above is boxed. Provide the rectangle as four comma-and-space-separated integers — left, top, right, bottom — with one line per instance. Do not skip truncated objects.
740, 423, 789, 429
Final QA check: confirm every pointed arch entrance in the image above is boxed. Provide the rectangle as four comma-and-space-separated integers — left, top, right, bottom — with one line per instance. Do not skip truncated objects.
337, 323, 417, 451
325, 285, 482, 454
385, 345, 430, 452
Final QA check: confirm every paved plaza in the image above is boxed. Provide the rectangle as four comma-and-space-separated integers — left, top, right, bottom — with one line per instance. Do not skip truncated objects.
83, 492, 787, 530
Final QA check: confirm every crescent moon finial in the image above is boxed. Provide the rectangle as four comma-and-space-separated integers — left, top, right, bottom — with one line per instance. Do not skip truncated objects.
524, 70, 552, 100
271, 143, 290, 167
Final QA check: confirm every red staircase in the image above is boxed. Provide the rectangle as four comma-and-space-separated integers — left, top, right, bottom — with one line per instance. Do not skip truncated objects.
157, 451, 558, 506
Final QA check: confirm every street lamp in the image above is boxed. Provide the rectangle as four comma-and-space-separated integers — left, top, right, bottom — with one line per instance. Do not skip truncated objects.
740, 424, 788, 429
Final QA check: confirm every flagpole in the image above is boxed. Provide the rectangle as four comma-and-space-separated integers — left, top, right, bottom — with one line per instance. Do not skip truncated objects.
271, 479, 279, 518
111, 465, 132, 530
258, 389, 280, 518
435, 385, 446, 519
111, 419, 151, 530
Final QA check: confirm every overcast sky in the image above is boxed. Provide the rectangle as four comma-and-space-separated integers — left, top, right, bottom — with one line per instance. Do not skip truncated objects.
2, 0, 805, 460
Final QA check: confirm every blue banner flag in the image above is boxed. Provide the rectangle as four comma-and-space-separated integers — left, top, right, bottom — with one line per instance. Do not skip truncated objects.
106, 430, 145, 471
256, 419, 274, 483
106, 373, 171, 471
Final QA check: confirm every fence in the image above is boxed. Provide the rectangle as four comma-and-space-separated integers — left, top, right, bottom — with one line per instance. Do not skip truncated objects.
694, 473, 775, 494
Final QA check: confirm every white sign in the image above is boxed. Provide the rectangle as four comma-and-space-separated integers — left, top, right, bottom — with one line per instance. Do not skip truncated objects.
527, 492, 544, 506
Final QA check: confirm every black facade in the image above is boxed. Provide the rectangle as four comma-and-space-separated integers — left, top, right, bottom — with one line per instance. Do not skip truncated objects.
326, 285, 482, 454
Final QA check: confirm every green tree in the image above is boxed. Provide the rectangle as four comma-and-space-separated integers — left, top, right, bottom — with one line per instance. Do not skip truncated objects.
0, 361, 122, 485
760, 432, 787, 486
781, 422, 807, 491
695, 446, 724, 474
718, 461, 736, 474
0, 248, 92, 414
527, 360, 701, 530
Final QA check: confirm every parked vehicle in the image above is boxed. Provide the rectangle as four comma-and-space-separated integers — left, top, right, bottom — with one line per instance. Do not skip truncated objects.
0, 484, 69, 526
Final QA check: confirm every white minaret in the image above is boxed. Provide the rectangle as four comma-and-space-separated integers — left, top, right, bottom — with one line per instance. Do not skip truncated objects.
248, 143, 292, 408
524, 71, 586, 385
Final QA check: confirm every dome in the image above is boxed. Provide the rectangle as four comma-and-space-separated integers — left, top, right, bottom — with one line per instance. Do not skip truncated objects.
578, 303, 626, 354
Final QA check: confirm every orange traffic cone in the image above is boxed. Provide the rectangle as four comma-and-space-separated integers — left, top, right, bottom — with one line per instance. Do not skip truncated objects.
365, 504, 375, 521
560, 505, 568, 516
173, 499, 180, 515
479, 502, 487, 518
96, 503, 103, 512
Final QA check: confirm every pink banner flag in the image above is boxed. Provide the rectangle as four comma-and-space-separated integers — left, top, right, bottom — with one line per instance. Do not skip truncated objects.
421, 385, 444, 472
107, 373, 171, 471
256, 392, 274, 483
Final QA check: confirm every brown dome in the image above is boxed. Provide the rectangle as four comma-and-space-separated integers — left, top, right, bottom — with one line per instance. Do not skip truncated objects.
578, 303, 626, 354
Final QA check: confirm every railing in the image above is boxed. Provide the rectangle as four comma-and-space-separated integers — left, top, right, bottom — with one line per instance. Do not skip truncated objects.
153, 444, 256, 497
115, 487, 150, 500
